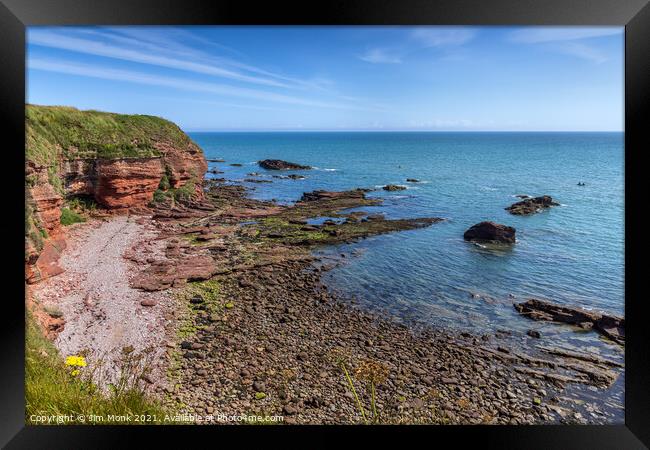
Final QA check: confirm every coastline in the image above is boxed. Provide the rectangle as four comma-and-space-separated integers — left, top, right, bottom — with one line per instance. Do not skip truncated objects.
31, 177, 623, 424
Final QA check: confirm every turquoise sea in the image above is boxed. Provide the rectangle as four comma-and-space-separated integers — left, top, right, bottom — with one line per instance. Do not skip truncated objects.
191, 131, 624, 416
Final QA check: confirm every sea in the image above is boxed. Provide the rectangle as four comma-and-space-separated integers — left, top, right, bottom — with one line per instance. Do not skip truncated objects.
190, 131, 625, 419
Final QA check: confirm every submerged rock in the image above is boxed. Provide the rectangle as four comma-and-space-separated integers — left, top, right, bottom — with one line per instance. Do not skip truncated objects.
506, 195, 559, 215
298, 189, 367, 202
463, 221, 516, 244
406, 178, 420, 183
514, 299, 624, 345
258, 159, 311, 170
382, 184, 407, 191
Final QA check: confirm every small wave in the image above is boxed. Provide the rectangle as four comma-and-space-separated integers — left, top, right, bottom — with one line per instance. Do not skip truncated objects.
480, 186, 498, 191
312, 166, 337, 171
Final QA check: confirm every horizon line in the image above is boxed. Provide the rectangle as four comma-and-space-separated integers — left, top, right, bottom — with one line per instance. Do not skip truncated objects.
185, 129, 624, 133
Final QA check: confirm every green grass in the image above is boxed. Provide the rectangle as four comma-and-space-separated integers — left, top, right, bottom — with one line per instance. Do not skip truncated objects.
150, 178, 198, 206
60, 207, 86, 226
26, 311, 171, 425
26, 105, 196, 166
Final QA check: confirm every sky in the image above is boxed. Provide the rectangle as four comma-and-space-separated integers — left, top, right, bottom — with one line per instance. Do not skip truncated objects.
26, 26, 624, 132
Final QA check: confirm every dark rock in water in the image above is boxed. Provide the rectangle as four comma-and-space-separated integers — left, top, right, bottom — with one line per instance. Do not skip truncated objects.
208, 169, 224, 174
230, 163, 243, 167
299, 189, 367, 202
515, 194, 530, 199
382, 184, 407, 191
463, 221, 516, 244
258, 159, 311, 170
514, 299, 624, 345
206, 158, 225, 162
287, 174, 306, 180
247, 172, 260, 176
505, 195, 559, 215
406, 178, 420, 183
244, 178, 272, 183
527, 329, 541, 338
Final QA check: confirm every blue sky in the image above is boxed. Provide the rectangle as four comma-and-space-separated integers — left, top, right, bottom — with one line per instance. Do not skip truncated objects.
26, 26, 623, 131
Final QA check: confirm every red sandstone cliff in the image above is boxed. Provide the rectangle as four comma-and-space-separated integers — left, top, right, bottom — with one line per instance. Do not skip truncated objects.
25, 106, 208, 282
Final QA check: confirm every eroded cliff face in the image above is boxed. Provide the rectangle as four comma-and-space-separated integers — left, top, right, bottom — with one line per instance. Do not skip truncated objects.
25, 105, 208, 281
94, 158, 164, 208
155, 140, 208, 188
59, 141, 208, 207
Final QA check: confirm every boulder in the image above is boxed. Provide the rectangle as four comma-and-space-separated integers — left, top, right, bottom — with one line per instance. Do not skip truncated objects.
463, 221, 516, 244
258, 159, 311, 170
506, 195, 559, 215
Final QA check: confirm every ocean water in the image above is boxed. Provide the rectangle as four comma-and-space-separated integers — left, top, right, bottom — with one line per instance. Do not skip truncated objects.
190, 131, 624, 360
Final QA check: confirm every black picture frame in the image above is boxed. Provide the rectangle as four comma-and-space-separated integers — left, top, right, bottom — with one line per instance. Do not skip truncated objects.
2, 0, 648, 448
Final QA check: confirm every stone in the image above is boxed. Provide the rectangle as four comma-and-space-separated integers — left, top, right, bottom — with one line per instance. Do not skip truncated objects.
527, 330, 541, 338
382, 184, 407, 191
463, 221, 516, 244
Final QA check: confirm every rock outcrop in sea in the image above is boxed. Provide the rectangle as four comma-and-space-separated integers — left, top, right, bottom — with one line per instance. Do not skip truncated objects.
382, 184, 407, 191
258, 159, 311, 170
463, 221, 516, 244
506, 195, 559, 215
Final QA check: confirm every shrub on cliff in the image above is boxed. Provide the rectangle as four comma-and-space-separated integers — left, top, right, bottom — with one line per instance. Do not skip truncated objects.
60, 207, 85, 226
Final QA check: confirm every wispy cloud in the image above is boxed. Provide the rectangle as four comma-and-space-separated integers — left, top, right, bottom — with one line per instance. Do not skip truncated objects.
28, 29, 294, 89
508, 27, 621, 64
409, 27, 476, 47
27, 57, 380, 111
359, 48, 403, 64
556, 42, 608, 64
359, 27, 476, 64
508, 27, 622, 44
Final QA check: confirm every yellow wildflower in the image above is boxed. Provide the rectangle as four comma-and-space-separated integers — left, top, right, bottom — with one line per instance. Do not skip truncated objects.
65, 355, 87, 367
71, 369, 80, 377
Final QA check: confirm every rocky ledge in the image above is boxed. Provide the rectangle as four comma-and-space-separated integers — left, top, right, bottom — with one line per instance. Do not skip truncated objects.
506, 195, 559, 215
514, 299, 624, 345
258, 159, 312, 170
464, 221, 516, 244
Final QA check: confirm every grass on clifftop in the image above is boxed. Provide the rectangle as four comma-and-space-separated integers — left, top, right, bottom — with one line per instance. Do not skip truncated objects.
26, 311, 171, 424
26, 104, 196, 166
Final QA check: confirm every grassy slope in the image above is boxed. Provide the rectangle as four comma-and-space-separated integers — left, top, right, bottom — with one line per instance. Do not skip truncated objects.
26, 104, 195, 165
26, 310, 170, 424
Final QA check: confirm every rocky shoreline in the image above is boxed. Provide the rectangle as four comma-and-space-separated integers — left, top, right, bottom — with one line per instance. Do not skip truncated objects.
29, 175, 624, 424
124, 179, 621, 424
25, 108, 622, 425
